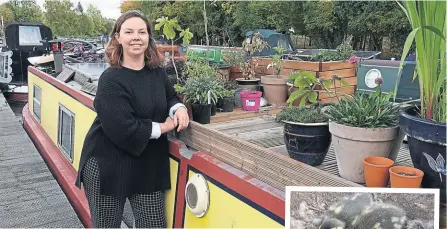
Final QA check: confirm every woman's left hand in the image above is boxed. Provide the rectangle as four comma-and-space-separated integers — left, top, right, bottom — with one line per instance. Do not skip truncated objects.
173, 107, 189, 131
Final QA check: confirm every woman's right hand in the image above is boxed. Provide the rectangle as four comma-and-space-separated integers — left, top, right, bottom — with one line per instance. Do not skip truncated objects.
160, 117, 176, 134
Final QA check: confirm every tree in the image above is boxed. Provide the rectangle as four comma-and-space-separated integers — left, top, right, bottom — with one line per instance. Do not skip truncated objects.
6, 0, 43, 22
0, 4, 14, 36
120, 0, 142, 13
155, 16, 193, 80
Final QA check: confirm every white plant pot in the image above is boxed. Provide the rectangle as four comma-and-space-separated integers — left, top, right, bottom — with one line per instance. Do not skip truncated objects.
329, 121, 400, 183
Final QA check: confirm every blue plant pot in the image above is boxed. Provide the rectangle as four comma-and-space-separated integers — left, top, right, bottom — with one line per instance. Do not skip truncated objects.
399, 106, 446, 202
283, 121, 331, 166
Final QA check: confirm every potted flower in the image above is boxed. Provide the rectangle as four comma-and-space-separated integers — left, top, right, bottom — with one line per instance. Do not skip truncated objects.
325, 79, 402, 183
185, 53, 222, 116
235, 32, 269, 91
222, 50, 245, 81
261, 45, 289, 105
219, 89, 236, 112
183, 76, 224, 124
396, 0, 446, 201
275, 71, 348, 166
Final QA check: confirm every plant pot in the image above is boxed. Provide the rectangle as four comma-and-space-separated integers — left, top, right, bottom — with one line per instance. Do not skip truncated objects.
363, 156, 395, 187
261, 75, 288, 105
329, 121, 400, 183
389, 166, 424, 188
235, 78, 260, 91
283, 121, 331, 166
399, 106, 446, 201
216, 98, 224, 109
191, 103, 211, 124
221, 97, 235, 112
229, 66, 242, 81
211, 104, 216, 116
240, 90, 262, 111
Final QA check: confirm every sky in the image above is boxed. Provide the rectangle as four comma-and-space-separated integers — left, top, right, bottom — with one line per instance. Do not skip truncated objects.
1, 0, 122, 20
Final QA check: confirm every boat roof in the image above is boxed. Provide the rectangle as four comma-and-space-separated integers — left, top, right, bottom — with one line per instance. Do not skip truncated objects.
58, 63, 109, 96
246, 29, 286, 38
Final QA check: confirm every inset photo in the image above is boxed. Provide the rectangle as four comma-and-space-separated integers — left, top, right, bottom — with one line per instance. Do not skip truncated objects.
286, 186, 439, 229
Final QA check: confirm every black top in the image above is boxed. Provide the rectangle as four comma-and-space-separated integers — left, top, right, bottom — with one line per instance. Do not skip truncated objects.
75, 65, 182, 197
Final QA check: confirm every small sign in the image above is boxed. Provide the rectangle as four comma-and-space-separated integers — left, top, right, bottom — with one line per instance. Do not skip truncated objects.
246, 99, 256, 107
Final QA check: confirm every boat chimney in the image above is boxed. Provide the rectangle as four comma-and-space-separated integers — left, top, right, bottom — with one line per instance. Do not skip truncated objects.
49, 39, 64, 74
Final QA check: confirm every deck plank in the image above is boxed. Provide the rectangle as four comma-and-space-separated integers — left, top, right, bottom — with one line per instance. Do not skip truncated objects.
207, 116, 414, 183
0, 93, 83, 228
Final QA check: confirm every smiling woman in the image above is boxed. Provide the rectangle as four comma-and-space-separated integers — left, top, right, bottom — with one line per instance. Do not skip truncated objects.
74, 10, 190, 228
106, 10, 161, 68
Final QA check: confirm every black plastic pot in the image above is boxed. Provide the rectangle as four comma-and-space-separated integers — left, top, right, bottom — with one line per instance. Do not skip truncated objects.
216, 98, 223, 109
211, 104, 216, 116
221, 97, 235, 112
399, 106, 446, 202
283, 121, 331, 166
191, 103, 212, 124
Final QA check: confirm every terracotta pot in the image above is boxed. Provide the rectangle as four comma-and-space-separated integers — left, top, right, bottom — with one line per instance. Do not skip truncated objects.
229, 66, 242, 81
389, 166, 424, 188
329, 122, 400, 183
261, 75, 288, 105
363, 156, 395, 187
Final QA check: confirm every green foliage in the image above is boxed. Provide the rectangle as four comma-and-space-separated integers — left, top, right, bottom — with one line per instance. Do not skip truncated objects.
185, 52, 220, 79
325, 87, 401, 128
222, 51, 245, 67
183, 76, 225, 105
276, 104, 329, 124
286, 71, 349, 107
267, 45, 286, 75
396, 0, 446, 123
309, 41, 355, 62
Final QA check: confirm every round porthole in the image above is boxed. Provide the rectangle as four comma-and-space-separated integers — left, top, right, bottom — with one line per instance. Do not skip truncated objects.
185, 173, 210, 218
365, 69, 382, 88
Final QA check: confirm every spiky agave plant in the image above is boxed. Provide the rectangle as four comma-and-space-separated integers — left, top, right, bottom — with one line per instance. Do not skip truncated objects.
395, 0, 446, 123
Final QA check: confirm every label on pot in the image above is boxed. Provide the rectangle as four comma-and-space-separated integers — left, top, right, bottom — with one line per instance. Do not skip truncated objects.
246, 100, 256, 106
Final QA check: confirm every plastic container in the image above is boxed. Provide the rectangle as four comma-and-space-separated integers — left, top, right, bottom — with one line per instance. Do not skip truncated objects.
240, 90, 262, 111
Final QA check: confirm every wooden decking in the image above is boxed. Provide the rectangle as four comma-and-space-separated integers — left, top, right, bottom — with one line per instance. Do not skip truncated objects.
206, 115, 413, 178
205, 107, 446, 228
0, 93, 83, 228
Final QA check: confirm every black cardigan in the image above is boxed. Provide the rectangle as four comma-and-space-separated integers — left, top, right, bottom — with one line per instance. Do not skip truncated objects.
75, 65, 182, 197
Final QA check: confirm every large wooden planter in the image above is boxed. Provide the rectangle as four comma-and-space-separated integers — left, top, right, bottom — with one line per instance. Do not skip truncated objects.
254, 58, 357, 104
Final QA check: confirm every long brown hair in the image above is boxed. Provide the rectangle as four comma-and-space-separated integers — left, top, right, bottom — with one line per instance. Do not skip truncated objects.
106, 10, 162, 68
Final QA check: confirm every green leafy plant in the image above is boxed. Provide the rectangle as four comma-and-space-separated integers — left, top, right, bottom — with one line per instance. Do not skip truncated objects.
183, 76, 225, 105
309, 40, 355, 62
276, 104, 329, 124
325, 80, 401, 128
173, 84, 185, 94
286, 71, 349, 107
239, 32, 270, 79
395, 0, 446, 123
155, 16, 194, 80
222, 50, 245, 67
267, 45, 286, 75
185, 51, 220, 79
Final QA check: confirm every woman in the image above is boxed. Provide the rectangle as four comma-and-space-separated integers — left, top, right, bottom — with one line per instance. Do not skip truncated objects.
75, 10, 189, 228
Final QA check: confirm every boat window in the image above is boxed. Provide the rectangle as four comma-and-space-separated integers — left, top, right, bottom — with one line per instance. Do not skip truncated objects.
32, 84, 41, 121
58, 104, 74, 162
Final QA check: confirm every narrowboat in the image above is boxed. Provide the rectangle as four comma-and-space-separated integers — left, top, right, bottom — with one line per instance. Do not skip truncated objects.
22, 40, 444, 228
21, 42, 369, 228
